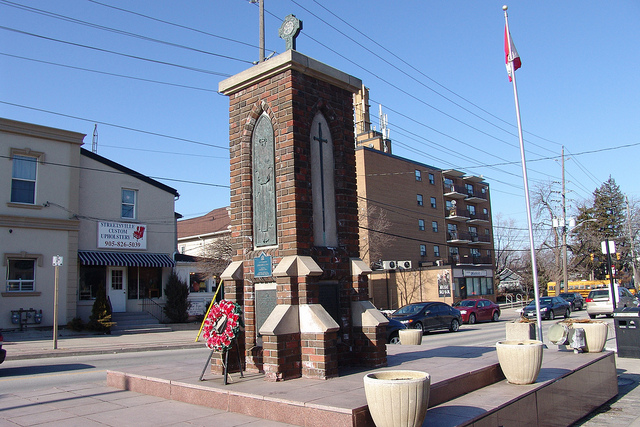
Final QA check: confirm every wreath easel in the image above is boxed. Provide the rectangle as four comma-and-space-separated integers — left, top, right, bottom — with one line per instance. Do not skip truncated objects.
198, 299, 244, 384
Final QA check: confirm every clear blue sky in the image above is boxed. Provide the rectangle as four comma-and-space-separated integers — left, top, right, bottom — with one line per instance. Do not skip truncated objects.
1, 1, 638, 243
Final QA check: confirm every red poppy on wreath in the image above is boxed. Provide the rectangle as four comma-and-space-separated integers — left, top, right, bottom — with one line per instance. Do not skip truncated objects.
202, 300, 244, 352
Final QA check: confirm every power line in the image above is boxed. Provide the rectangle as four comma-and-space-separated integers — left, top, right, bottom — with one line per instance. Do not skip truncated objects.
0, 101, 229, 150
0, 0, 254, 64
307, 0, 563, 150
0, 52, 225, 91
0, 25, 247, 75
0, 153, 230, 189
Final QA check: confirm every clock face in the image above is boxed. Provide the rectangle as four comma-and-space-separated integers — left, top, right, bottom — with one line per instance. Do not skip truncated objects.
283, 20, 295, 36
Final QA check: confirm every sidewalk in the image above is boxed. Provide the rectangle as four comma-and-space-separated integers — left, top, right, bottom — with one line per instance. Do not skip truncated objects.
2, 325, 204, 360
2, 325, 640, 426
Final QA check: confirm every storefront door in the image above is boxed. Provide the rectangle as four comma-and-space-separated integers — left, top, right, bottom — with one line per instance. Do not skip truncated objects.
108, 267, 127, 312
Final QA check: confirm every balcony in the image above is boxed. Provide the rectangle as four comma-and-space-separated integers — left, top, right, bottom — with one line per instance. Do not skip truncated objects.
443, 184, 467, 199
449, 254, 493, 265
465, 189, 488, 203
469, 233, 492, 245
447, 230, 472, 243
446, 208, 470, 222
467, 212, 490, 223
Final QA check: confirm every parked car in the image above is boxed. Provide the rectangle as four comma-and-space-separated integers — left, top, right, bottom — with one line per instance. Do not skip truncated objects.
453, 299, 500, 324
558, 292, 585, 311
586, 287, 639, 319
389, 302, 461, 333
0, 330, 5, 364
385, 318, 406, 344
522, 297, 571, 320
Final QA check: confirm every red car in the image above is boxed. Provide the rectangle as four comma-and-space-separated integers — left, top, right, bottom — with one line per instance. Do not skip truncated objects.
453, 299, 500, 324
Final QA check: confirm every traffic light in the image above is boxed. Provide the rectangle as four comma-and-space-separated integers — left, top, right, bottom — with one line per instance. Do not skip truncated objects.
590, 253, 594, 261
616, 253, 621, 260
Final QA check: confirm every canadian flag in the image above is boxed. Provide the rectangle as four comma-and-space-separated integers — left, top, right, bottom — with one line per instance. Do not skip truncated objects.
504, 25, 521, 81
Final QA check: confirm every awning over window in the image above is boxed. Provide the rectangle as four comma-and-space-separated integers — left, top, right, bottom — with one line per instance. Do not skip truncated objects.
78, 251, 175, 268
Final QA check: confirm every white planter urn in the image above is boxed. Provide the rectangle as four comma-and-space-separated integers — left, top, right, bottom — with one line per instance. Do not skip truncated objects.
399, 329, 423, 345
578, 322, 608, 353
363, 370, 430, 427
496, 340, 543, 385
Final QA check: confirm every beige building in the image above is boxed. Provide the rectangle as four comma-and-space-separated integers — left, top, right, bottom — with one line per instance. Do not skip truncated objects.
1, 118, 179, 330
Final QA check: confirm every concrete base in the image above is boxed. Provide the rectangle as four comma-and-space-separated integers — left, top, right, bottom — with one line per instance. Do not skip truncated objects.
107, 344, 617, 427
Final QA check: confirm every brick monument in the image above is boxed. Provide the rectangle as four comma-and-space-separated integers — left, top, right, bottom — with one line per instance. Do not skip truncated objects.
218, 32, 387, 381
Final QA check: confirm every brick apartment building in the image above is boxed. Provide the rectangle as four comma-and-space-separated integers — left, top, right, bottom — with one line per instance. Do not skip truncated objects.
354, 87, 495, 303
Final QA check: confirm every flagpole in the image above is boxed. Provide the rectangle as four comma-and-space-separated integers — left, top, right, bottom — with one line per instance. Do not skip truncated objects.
503, 5, 543, 342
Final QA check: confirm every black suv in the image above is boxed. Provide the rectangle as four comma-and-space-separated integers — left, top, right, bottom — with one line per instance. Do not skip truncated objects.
559, 292, 585, 311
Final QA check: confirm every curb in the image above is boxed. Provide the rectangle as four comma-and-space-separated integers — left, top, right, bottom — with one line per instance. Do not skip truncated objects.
7, 342, 205, 361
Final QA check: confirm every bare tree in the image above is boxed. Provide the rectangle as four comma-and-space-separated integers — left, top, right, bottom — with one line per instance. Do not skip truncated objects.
196, 235, 233, 279
359, 205, 395, 267
493, 213, 525, 277
396, 269, 421, 306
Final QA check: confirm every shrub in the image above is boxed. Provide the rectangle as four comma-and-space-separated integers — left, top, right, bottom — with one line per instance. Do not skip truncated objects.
67, 317, 85, 332
164, 270, 191, 323
87, 285, 115, 333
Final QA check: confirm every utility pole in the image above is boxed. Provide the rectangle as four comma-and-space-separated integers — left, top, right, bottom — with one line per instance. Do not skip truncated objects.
259, 0, 265, 62
250, 0, 265, 63
561, 147, 568, 293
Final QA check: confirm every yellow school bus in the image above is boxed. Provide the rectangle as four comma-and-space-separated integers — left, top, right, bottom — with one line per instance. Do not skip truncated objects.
547, 280, 610, 298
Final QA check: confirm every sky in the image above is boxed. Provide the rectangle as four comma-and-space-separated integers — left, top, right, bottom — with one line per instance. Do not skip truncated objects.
1, 1, 638, 247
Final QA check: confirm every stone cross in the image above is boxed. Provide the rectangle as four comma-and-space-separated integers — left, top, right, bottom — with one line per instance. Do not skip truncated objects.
313, 121, 329, 246
278, 14, 302, 51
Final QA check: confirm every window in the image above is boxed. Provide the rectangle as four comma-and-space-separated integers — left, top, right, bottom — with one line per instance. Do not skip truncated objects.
6, 258, 36, 291
79, 265, 106, 300
428, 173, 435, 185
128, 267, 162, 299
432, 221, 438, 232
417, 194, 423, 206
444, 178, 454, 187
415, 169, 422, 181
418, 219, 425, 231
430, 197, 436, 208
121, 189, 137, 219
434, 245, 440, 257
469, 226, 478, 238
11, 155, 37, 204
465, 183, 474, 196
420, 244, 427, 256
483, 207, 488, 215
468, 205, 476, 216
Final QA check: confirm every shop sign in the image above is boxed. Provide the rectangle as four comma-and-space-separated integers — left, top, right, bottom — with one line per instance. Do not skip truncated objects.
98, 221, 147, 250
463, 270, 487, 277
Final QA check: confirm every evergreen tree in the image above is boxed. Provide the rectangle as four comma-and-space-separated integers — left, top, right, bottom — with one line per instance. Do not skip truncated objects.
571, 177, 628, 280
164, 270, 191, 323
87, 285, 115, 333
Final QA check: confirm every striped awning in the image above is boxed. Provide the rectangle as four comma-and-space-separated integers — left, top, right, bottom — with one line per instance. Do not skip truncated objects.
78, 251, 175, 268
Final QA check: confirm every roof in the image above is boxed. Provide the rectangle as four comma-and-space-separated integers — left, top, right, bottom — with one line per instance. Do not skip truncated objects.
177, 206, 231, 239
80, 148, 179, 197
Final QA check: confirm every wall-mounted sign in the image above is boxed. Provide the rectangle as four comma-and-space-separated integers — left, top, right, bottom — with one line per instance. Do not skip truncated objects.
254, 253, 272, 278
98, 221, 147, 250
463, 270, 488, 277
438, 271, 451, 297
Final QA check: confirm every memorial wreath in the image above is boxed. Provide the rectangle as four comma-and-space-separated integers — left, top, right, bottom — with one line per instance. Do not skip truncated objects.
202, 300, 243, 352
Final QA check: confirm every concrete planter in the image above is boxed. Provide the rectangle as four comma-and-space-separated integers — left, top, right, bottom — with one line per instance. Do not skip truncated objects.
496, 340, 543, 385
578, 322, 608, 353
505, 320, 536, 341
399, 329, 423, 345
363, 370, 430, 427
